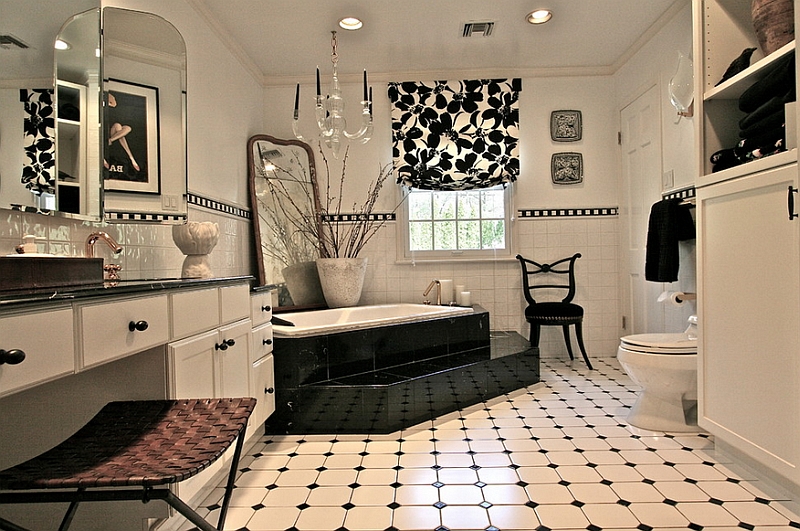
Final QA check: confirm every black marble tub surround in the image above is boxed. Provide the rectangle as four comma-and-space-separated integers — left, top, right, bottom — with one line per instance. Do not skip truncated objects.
267, 307, 540, 434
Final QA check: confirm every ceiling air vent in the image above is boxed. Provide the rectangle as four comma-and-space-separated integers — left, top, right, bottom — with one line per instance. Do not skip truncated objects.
462, 21, 495, 37
0, 35, 29, 50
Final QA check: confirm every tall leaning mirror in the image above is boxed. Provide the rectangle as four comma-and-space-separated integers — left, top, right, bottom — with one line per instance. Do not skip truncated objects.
248, 135, 325, 310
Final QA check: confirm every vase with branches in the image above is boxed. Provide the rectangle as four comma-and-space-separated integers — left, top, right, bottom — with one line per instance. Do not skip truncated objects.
315, 145, 395, 259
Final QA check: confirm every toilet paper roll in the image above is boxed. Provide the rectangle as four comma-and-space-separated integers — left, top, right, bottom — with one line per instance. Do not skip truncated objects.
658, 291, 696, 306
439, 279, 454, 304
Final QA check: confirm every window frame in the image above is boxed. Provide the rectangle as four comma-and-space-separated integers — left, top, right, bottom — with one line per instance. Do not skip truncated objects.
395, 183, 515, 262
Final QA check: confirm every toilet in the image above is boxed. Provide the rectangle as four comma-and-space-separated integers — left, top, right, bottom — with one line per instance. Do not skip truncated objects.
617, 315, 698, 432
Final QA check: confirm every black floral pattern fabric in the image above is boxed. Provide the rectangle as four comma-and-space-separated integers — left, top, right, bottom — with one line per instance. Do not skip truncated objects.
19, 89, 56, 194
388, 78, 521, 190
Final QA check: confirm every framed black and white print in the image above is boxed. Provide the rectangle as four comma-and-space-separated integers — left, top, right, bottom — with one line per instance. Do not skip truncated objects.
550, 110, 582, 142
551, 152, 583, 184
103, 79, 160, 194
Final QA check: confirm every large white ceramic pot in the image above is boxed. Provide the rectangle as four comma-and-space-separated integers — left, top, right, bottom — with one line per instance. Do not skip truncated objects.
282, 260, 325, 306
316, 257, 368, 308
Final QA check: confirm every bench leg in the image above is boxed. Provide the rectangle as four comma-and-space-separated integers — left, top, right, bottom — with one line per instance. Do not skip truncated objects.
0, 515, 31, 531
58, 489, 82, 531
216, 432, 247, 530
163, 491, 218, 531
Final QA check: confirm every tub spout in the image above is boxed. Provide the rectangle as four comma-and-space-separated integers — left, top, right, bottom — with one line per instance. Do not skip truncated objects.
423, 279, 441, 305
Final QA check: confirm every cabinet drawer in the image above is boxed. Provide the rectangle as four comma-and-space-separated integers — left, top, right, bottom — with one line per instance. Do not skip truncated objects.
220, 284, 250, 324
171, 288, 220, 339
0, 308, 74, 397
250, 290, 273, 327
79, 294, 169, 368
250, 322, 273, 363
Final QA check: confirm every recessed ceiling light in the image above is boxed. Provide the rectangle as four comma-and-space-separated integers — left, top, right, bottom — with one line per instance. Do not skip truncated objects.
54, 39, 71, 50
339, 17, 363, 31
526, 9, 552, 24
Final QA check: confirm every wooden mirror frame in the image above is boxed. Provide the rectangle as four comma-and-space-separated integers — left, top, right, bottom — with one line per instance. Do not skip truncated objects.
247, 134, 325, 311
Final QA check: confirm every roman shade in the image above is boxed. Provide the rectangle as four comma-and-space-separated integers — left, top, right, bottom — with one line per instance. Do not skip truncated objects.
388, 78, 522, 191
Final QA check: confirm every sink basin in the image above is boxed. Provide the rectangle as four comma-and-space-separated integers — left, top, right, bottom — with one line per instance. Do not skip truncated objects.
0, 256, 104, 291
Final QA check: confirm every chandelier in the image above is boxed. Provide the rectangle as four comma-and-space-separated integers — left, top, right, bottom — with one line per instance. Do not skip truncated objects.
292, 31, 373, 158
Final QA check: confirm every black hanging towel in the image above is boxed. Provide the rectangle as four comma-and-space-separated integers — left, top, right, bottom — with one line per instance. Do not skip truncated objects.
644, 198, 695, 282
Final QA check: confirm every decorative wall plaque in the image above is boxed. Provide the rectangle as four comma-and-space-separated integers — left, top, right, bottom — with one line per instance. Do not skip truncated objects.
551, 152, 583, 185
550, 110, 582, 142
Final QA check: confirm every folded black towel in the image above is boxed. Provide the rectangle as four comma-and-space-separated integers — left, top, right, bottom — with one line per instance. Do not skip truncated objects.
645, 199, 695, 283
739, 89, 794, 130
739, 51, 795, 113
739, 108, 784, 138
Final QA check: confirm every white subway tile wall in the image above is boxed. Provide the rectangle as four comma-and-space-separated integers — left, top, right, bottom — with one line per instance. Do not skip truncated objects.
0, 208, 252, 281
358, 216, 621, 358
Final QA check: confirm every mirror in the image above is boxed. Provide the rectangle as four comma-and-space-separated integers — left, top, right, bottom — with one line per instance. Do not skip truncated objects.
54, 8, 102, 218
101, 8, 188, 223
0, 3, 187, 223
248, 135, 326, 310
0, 0, 99, 218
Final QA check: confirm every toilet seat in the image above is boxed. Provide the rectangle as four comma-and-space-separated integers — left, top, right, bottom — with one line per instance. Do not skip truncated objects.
620, 333, 696, 355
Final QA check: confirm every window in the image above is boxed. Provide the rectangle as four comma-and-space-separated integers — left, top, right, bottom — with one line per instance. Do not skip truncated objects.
401, 185, 512, 259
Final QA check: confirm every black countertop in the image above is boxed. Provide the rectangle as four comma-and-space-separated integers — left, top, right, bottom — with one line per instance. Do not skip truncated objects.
0, 276, 257, 309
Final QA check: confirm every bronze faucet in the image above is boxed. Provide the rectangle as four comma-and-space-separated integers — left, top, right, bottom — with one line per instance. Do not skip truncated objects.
423, 279, 441, 305
85, 231, 123, 258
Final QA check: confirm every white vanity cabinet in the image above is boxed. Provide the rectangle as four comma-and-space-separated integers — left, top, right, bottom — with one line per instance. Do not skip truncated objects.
248, 290, 275, 440
693, 0, 800, 492
0, 306, 74, 398
168, 283, 252, 399
166, 283, 253, 509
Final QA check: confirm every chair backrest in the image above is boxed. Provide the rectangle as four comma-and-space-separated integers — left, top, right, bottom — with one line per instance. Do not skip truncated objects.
516, 253, 581, 306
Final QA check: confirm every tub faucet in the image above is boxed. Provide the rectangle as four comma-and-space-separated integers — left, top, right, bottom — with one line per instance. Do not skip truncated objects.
85, 231, 123, 258
423, 279, 441, 305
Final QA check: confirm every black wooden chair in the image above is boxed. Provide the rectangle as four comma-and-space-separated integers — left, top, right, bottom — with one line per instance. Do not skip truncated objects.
516, 253, 592, 370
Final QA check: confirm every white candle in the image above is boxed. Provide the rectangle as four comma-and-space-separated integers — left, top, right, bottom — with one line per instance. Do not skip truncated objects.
455, 285, 465, 305
460, 291, 471, 306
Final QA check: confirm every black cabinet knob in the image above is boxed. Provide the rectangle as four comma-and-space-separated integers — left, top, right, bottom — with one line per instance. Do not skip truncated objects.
0, 349, 26, 365
265, 387, 275, 394
215, 338, 236, 351
261, 305, 272, 312
128, 320, 149, 332
263, 338, 272, 345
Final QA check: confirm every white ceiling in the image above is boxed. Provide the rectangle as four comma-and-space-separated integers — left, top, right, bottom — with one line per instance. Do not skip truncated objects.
189, 0, 686, 85
1, 0, 686, 85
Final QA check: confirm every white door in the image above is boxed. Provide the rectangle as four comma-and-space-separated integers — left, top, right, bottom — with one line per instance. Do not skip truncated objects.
619, 85, 665, 335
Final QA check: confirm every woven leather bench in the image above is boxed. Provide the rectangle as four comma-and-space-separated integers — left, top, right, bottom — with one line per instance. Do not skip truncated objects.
0, 397, 256, 531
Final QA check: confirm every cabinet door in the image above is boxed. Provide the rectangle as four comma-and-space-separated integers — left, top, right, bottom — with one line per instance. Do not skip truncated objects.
248, 353, 275, 440
697, 163, 800, 481
215, 319, 251, 398
168, 329, 217, 399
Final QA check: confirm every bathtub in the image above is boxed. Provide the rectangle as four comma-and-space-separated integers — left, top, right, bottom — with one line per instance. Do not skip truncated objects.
272, 303, 473, 337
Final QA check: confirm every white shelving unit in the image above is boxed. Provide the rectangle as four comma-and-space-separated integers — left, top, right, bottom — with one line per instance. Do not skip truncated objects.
55, 80, 86, 215
694, 0, 800, 495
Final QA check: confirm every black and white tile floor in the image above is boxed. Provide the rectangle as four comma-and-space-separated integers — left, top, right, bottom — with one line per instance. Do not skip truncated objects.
196, 358, 800, 531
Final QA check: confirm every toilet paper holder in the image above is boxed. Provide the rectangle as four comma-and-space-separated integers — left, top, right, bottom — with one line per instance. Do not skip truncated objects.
658, 291, 696, 305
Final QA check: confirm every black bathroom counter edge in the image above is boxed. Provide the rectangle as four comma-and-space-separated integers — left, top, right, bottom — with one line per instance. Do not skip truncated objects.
0, 275, 256, 309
